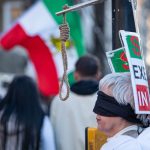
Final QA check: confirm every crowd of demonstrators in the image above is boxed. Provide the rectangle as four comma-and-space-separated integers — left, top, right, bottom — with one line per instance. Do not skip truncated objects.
2, 56, 150, 150
93, 72, 150, 150
50, 55, 101, 150
0, 75, 55, 150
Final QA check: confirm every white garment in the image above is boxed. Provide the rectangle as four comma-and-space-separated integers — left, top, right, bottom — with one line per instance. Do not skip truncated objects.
50, 91, 97, 150
137, 127, 150, 150
101, 125, 142, 150
0, 116, 55, 150
41, 116, 56, 150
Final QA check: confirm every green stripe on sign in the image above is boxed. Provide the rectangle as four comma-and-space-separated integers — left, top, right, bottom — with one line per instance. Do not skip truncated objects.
110, 48, 129, 72
126, 35, 142, 59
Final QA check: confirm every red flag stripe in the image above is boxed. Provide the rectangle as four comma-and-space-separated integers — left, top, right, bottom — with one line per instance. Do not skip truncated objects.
0, 24, 59, 96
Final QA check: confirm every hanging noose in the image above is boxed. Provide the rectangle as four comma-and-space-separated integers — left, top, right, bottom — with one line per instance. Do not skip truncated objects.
59, 5, 70, 101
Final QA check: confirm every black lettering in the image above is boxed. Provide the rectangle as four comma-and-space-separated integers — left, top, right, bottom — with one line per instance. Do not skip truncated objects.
133, 65, 140, 79
139, 66, 144, 79
142, 66, 147, 80
138, 66, 147, 80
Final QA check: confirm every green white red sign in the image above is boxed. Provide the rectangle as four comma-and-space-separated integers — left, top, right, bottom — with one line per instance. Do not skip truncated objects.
120, 30, 150, 114
106, 48, 129, 72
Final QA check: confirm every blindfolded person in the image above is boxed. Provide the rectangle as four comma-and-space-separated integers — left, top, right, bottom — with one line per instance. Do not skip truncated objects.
93, 72, 150, 150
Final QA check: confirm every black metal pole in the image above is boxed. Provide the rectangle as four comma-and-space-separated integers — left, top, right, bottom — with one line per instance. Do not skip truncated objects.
93, 2, 109, 75
112, 0, 136, 49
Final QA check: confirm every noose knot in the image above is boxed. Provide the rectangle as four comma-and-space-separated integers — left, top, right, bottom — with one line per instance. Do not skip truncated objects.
59, 23, 70, 42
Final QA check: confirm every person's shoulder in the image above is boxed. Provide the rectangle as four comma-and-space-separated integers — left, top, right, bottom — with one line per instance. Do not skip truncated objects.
52, 91, 97, 110
51, 94, 72, 105
102, 135, 141, 150
51, 91, 82, 104
137, 127, 150, 150
138, 127, 150, 141
50, 92, 75, 113
70, 91, 98, 101
116, 135, 141, 150
111, 134, 136, 144
139, 127, 150, 136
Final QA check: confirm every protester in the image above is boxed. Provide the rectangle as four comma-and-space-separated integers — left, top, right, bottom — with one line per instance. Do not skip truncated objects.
93, 72, 150, 150
50, 54, 101, 150
0, 75, 55, 150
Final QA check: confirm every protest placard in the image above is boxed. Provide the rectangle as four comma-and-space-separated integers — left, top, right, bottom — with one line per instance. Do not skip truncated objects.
106, 48, 129, 72
120, 30, 150, 114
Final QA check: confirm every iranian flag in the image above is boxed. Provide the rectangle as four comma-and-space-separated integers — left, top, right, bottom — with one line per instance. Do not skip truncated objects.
0, 0, 85, 97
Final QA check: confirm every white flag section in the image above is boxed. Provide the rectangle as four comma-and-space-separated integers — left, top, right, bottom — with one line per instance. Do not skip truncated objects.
120, 30, 150, 114
0, 0, 84, 96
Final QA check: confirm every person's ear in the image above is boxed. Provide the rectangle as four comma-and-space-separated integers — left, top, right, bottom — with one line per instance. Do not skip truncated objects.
74, 71, 80, 81
95, 72, 102, 80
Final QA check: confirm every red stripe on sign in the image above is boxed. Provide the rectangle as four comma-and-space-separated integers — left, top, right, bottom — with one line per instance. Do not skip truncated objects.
0, 24, 59, 96
136, 85, 150, 111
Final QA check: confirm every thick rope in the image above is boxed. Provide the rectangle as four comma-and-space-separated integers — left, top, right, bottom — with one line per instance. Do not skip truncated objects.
59, 12, 70, 101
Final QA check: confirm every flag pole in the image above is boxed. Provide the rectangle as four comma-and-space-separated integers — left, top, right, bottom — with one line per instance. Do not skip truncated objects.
130, 0, 139, 34
112, 0, 136, 49
56, 0, 104, 16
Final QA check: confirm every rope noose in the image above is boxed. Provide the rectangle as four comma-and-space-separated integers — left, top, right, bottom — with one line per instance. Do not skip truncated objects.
59, 5, 70, 101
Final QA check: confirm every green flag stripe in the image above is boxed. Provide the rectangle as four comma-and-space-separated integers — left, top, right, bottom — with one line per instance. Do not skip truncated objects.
43, 0, 86, 56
